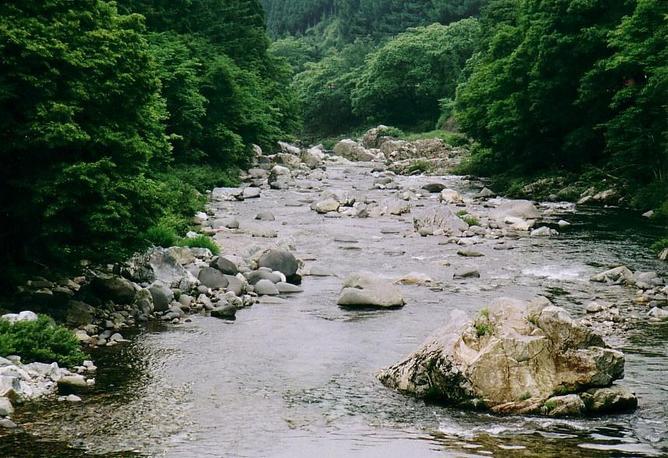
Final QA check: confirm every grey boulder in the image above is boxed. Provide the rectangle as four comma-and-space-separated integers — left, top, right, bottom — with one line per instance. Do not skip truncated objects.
198, 267, 229, 290
258, 249, 299, 277
337, 272, 405, 308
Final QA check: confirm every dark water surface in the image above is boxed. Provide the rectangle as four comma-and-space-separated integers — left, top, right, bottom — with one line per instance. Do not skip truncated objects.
1, 166, 666, 457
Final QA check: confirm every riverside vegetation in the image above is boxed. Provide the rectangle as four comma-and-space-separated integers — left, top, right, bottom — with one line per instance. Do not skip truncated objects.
0, 0, 666, 454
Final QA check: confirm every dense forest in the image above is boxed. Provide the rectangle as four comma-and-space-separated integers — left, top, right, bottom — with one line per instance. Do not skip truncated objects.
0, 0, 297, 285
0, 0, 666, 285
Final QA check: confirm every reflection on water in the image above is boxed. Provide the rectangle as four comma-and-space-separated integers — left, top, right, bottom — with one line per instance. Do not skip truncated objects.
1, 169, 666, 457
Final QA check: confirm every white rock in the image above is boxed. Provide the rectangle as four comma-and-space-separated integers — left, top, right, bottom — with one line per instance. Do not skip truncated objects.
1, 311, 38, 323
648, 307, 668, 320
0, 397, 14, 416
530, 226, 558, 237
439, 189, 464, 204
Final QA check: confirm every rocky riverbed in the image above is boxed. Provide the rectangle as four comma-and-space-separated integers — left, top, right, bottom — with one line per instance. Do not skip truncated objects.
1, 132, 667, 456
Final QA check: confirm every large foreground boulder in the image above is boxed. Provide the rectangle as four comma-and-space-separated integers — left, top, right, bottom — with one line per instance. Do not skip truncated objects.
378, 297, 634, 416
337, 272, 405, 308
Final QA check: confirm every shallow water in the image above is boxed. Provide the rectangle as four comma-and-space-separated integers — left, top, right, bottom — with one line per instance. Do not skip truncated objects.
2, 164, 667, 457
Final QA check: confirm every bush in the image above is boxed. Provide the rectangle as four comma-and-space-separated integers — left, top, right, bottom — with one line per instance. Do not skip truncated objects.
457, 210, 480, 227
352, 19, 481, 128
0, 315, 86, 367
179, 235, 220, 255
652, 238, 668, 253
406, 160, 434, 175
145, 219, 180, 248
401, 129, 469, 147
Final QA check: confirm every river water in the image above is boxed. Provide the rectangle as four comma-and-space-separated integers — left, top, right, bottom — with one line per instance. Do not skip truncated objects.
2, 163, 667, 457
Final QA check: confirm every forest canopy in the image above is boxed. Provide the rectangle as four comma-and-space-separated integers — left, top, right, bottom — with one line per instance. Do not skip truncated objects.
0, 0, 297, 284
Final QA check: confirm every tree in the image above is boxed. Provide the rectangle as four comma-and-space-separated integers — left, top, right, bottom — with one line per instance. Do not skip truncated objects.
455, 0, 633, 171
293, 40, 373, 135
353, 19, 481, 128
580, 0, 667, 207
0, 0, 169, 279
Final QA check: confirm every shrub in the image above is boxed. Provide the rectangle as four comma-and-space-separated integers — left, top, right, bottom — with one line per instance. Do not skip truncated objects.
179, 235, 220, 255
651, 238, 668, 253
0, 315, 86, 367
406, 160, 433, 175
145, 219, 180, 248
457, 210, 480, 227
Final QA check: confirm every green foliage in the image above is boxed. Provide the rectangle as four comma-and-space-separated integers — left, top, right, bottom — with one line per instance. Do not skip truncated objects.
145, 220, 180, 248
0, 0, 169, 278
293, 40, 372, 134
652, 238, 668, 253
457, 211, 480, 226
0, 0, 294, 286
401, 130, 469, 147
261, 0, 488, 39
0, 316, 86, 367
406, 160, 434, 175
455, 0, 667, 211
352, 20, 482, 127
519, 392, 532, 401
554, 385, 574, 396
179, 236, 220, 255
474, 321, 492, 337
474, 308, 492, 337
543, 400, 557, 412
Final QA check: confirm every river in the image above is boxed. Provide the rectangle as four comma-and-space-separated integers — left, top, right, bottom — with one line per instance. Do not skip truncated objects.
1, 163, 666, 457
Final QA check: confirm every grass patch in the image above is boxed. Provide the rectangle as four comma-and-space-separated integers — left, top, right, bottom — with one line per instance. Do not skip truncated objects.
179, 235, 220, 255
519, 392, 532, 401
456, 210, 479, 227
543, 400, 557, 412
474, 308, 493, 337
0, 315, 86, 367
400, 129, 469, 147
553, 385, 574, 396
406, 159, 433, 175
145, 218, 180, 247
651, 237, 668, 253
475, 321, 492, 337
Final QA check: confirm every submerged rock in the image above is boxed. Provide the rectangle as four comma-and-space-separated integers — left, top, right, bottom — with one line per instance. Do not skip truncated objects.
211, 305, 237, 320
378, 297, 633, 416
337, 272, 405, 308
591, 266, 635, 285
